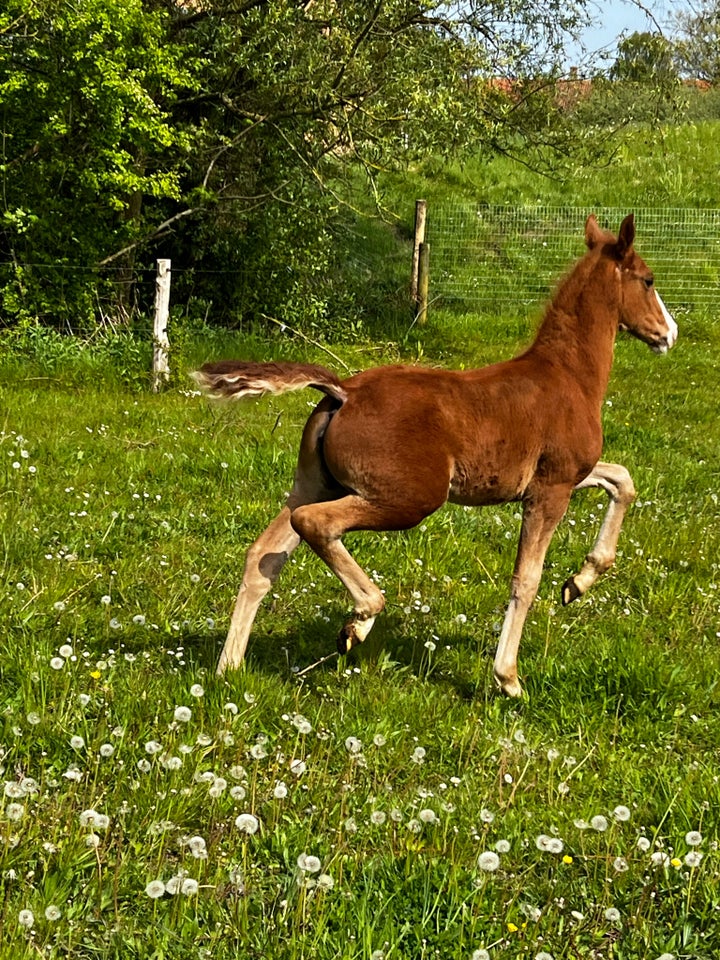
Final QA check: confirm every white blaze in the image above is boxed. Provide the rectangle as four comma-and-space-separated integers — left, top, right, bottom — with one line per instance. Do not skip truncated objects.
655, 290, 678, 351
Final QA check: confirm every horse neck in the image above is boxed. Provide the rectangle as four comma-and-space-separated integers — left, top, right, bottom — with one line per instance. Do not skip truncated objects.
527, 260, 619, 404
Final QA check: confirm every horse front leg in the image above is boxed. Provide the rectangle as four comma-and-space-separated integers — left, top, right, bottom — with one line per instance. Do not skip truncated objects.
493, 489, 571, 697
561, 461, 636, 605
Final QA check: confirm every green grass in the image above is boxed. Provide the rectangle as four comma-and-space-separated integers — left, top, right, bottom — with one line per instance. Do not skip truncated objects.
2, 122, 720, 959
1, 308, 719, 959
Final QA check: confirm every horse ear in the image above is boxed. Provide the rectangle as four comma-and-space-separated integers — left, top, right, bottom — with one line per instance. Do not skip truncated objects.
616, 214, 635, 258
585, 214, 602, 249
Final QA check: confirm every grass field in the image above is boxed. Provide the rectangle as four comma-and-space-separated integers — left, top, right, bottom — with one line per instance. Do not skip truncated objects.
2, 130, 720, 959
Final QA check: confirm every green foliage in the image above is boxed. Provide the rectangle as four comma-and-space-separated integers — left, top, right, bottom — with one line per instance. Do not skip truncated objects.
2, 0, 600, 336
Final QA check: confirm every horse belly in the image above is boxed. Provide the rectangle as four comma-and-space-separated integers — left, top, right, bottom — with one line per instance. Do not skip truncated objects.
448, 450, 538, 506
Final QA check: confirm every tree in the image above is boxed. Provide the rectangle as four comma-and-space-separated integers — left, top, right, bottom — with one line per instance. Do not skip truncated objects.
671, 0, 720, 82
610, 31, 677, 83
1, 0, 593, 332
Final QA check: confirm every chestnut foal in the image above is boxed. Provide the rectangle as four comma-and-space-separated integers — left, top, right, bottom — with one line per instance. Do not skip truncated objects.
194, 214, 677, 695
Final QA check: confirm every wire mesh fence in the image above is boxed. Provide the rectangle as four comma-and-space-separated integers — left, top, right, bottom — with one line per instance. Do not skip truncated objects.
426, 205, 720, 314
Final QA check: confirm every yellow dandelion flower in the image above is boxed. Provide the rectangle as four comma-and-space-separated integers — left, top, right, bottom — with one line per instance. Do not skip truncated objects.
507, 922, 519, 933
671, 857, 682, 868
563, 855, 573, 864
90, 670, 101, 680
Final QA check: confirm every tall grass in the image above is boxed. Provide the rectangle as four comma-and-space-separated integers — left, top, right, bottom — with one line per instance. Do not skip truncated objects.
1, 124, 720, 959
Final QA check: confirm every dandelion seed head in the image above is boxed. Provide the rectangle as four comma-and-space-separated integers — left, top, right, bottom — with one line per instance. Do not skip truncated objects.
685, 830, 703, 846
145, 879, 166, 899
604, 907, 621, 922
297, 853, 321, 873
235, 813, 260, 835
477, 851, 500, 872
189, 683, 204, 698
18, 909, 34, 928
612, 804, 631, 822
173, 706, 192, 723
590, 815, 608, 832
44, 905, 61, 921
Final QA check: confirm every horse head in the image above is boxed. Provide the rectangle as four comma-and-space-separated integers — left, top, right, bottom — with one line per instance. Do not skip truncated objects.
586, 213, 678, 354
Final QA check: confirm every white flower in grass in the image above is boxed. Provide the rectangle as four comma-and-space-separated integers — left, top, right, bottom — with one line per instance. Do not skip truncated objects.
535, 953, 554, 960
477, 851, 500, 872
344, 817, 358, 834
370, 810, 386, 825
345, 736, 363, 755
188, 836, 207, 859
495, 839, 511, 853
656, 954, 675, 960
373, 733, 387, 747
181, 878, 199, 896
273, 781, 288, 799
249, 743, 267, 760
173, 706, 192, 723
613, 857, 629, 873
50, 658, 64, 670
189, 684, 204, 698
685, 830, 703, 846
79, 809, 109, 829
390, 809, 403, 823
70, 736, 85, 750
636, 836, 651, 852
44, 905, 61, 921
5, 803, 24, 822
411, 746, 426, 764
418, 809, 437, 824
651, 851, 671, 868
612, 804, 631, 822
472, 951, 491, 960
407, 819, 422, 834
604, 907, 621, 923
26, 712, 41, 725
145, 879, 166, 899
230, 785, 247, 801
590, 815, 608, 832
289, 759, 306, 777
317, 873, 334, 891
99, 743, 114, 757
292, 714, 312, 734
297, 853, 321, 873
480, 808, 495, 824
58, 643, 73, 659
235, 813, 260, 835
535, 834, 562, 853
684, 851, 703, 868
520, 902, 542, 922
145, 740, 162, 755
132, 615, 146, 626
18, 909, 34, 928
100, 595, 111, 606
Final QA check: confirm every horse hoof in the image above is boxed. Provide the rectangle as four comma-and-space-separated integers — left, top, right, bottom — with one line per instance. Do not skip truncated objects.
561, 577, 581, 606
498, 677, 524, 698
337, 626, 352, 655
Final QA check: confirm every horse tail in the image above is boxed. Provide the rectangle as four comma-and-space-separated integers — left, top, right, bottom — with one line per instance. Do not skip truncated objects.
191, 360, 348, 404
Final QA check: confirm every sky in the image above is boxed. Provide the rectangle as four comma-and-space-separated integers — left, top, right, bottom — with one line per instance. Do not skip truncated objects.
567, 0, 680, 67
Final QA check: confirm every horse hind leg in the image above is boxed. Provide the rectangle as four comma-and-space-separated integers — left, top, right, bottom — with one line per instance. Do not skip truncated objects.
216, 505, 301, 674
561, 462, 636, 605
290, 494, 442, 655
216, 403, 340, 675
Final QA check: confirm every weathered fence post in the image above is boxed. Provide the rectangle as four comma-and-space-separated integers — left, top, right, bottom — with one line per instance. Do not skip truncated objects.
152, 258, 171, 392
416, 242, 430, 325
410, 199, 427, 306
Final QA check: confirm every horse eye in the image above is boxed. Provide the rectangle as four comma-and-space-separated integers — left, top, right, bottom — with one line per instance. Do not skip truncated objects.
643, 277, 654, 289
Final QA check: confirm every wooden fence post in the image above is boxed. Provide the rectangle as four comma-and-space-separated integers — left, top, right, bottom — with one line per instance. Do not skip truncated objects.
410, 199, 427, 306
416, 242, 430, 325
152, 258, 171, 392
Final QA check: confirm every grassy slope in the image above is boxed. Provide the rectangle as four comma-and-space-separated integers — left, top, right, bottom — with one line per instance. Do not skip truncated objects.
1, 124, 720, 959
